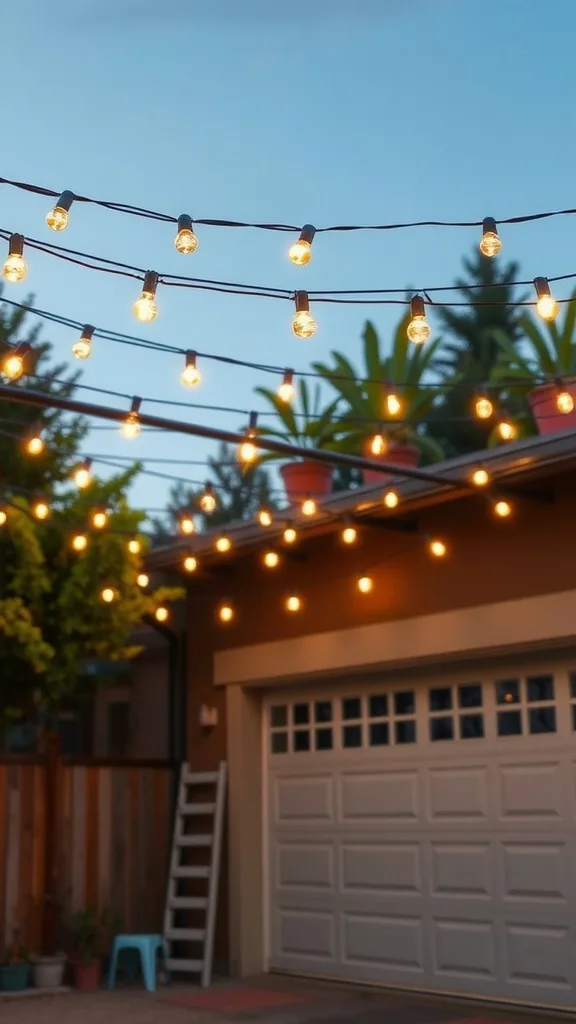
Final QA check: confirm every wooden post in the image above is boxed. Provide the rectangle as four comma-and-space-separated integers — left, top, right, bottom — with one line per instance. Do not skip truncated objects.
41, 731, 61, 954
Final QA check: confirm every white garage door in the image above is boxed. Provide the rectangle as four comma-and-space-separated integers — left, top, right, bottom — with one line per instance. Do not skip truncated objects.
266, 662, 576, 1009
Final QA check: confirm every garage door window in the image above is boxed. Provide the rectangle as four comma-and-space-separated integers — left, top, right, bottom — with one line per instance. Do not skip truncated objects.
496, 674, 557, 736
429, 683, 484, 741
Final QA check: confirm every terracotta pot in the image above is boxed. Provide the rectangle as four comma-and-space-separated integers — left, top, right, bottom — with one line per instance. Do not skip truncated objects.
528, 381, 576, 435
280, 461, 333, 505
72, 959, 100, 991
362, 442, 420, 485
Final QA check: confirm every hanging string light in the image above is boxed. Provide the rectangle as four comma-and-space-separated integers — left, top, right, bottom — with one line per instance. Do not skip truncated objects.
45, 190, 74, 232
0, 506, 7, 526
237, 412, 258, 465
121, 397, 142, 439
407, 296, 431, 345
496, 411, 517, 442
127, 536, 141, 554
277, 369, 295, 403
91, 508, 108, 529
470, 467, 490, 487
474, 393, 494, 420
72, 458, 93, 489
262, 550, 280, 568
71, 533, 88, 552
479, 217, 502, 258
283, 526, 297, 544
137, 572, 149, 587
217, 601, 235, 624
101, 586, 116, 603
72, 324, 94, 361
181, 351, 201, 388
183, 554, 198, 572
357, 573, 374, 593
155, 605, 169, 622
178, 510, 195, 535
341, 522, 358, 545
428, 538, 447, 558
534, 277, 558, 321
215, 534, 232, 553
493, 498, 513, 518
369, 429, 387, 456
555, 383, 575, 414
174, 214, 199, 255
133, 271, 159, 323
383, 490, 399, 509
32, 498, 50, 520
285, 594, 302, 613
2, 234, 27, 283
199, 482, 217, 513
292, 291, 317, 339
289, 225, 316, 266
257, 507, 273, 527
24, 423, 44, 456
2, 343, 32, 381
301, 497, 317, 517
383, 388, 402, 418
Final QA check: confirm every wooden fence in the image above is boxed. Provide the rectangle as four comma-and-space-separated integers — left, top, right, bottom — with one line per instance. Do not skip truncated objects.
0, 756, 175, 952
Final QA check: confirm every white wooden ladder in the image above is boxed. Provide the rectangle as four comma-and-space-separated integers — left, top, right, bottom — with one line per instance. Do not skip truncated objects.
163, 761, 227, 988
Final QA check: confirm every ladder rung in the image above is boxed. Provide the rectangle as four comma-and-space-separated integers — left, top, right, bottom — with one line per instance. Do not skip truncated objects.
166, 957, 203, 973
179, 802, 216, 815
183, 770, 219, 784
173, 866, 210, 879
177, 835, 213, 847
168, 897, 208, 910
165, 928, 205, 941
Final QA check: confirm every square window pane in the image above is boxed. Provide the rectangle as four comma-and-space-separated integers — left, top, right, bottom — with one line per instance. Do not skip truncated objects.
460, 714, 484, 739
293, 730, 310, 752
395, 720, 416, 744
270, 705, 287, 728
315, 701, 332, 723
429, 688, 452, 712
369, 722, 389, 746
529, 707, 556, 734
369, 694, 388, 719
271, 732, 288, 754
315, 728, 333, 751
458, 684, 482, 709
394, 691, 415, 716
571, 673, 576, 700
293, 703, 309, 726
526, 674, 555, 703
343, 724, 362, 748
497, 710, 522, 736
430, 716, 454, 742
342, 697, 362, 720
496, 680, 520, 706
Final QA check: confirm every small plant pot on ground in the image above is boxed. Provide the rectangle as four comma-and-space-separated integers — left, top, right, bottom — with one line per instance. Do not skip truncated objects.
528, 382, 576, 435
362, 442, 420, 485
72, 960, 101, 991
31, 955, 66, 989
0, 962, 31, 992
280, 460, 333, 505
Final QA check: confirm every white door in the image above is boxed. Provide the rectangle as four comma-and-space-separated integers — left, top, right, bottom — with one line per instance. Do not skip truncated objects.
266, 661, 576, 1009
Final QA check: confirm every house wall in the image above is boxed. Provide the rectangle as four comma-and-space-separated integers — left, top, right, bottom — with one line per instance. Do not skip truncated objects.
92, 648, 169, 758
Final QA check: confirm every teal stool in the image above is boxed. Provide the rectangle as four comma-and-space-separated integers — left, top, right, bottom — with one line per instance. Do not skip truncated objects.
107, 934, 168, 992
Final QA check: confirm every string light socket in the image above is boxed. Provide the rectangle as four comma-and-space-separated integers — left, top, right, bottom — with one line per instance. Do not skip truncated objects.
277, 369, 295, 403
292, 291, 317, 339
238, 411, 258, 465
133, 271, 159, 323
534, 277, 558, 321
479, 217, 502, 258
174, 214, 199, 255
2, 343, 32, 382
407, 295, 431, 344
2, 234, 27, 283
73, 324, 94, 360
181, 350, 201, 388
289, 224, 316, 266
121, 397, 142, 439
46, 190, 74, 232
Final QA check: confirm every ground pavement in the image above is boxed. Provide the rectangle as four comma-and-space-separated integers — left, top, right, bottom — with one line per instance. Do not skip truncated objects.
0, 974, 567, 1024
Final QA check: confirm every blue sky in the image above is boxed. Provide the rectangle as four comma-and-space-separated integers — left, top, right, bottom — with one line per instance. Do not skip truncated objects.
2, 0, 576, 512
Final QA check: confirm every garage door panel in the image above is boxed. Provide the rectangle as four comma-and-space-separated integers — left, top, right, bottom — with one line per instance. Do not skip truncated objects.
341, 911, 425, 974
430, 841, 493, 899
501, 839, 571, 905
275, 840, 335, 892
502, 920, 573, 995
497, 761, 567, 822
340, 841, 422, 896
273, 774, 334, 825
338, 770, 420, 823
427, 766, 489, 822
432, 917, 497, 981
275, 906, 337, 964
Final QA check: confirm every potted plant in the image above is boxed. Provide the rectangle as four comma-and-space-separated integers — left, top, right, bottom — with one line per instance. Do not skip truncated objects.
492, 290, 576, 435
313, 317, 445, 484
69, 906, 119, 991
254, 379, 342, 504
0, 933, 31, 992
31, 953, 67, 990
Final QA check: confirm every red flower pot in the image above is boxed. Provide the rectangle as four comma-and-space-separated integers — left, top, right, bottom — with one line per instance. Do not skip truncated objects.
362, 442, 420, 485
72, 960, 100, 991
528, 382, 576, 435
280, 461, 333, 505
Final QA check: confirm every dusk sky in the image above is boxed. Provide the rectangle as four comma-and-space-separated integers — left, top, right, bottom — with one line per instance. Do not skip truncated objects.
3, 0, 576, 513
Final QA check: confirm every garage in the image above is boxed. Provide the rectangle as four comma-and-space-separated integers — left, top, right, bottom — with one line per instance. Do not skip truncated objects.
266, 661, 576, 1009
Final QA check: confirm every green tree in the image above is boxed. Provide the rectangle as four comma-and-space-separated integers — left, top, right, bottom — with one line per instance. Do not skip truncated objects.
427, 249, 527, 455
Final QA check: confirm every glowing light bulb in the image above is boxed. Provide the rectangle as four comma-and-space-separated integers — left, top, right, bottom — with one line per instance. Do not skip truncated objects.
302, 498, 317, 517
137, 573, 149, 587
45, 190, 73, 232
92, 509, 108, 529
25, 434, 44, 456
121, 399, 142, 439
258, 508, 273, 527
341, 525, 357, 545
292, 291, 317, 339
218, 602, 234, 624
479, 217, 502, 258
200, 484, 217, 513
534, 277, 558, 321
471, 468, 490, 487
263, 550, 280, 568
2, 234, 27, 283
383, 490, 399, 509
72, 325, 94, 360
179, 513, 195, 535
384, 392, 402, 417
2, 343, 31, 381
494, 499, 512, 518
407, 296, 431, 344
497, 418, 517, 442
73, 459, 92, 489
181, 351, 201, 387
238, 412, 258, 464
556, 390, 575, 414
289, 225, 315, 266
283, 526, 297, 544
285, 594, 302, 613
277, 369, 295, 403
429, 538, 447, 558
183, 555, 198, 573
127, 538, 141, 555
155, 606, 169, 622
174, 214, 198, 254
101, 587, 116, 603
32, 500, 50, 520
369, 433, 387, 456
0, 508, 7, 526
71, 533, 88, 552
357, 574, 373, 594
133, 271, 159, 323
215, 535, 232, 553
474, 395, 494, 420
